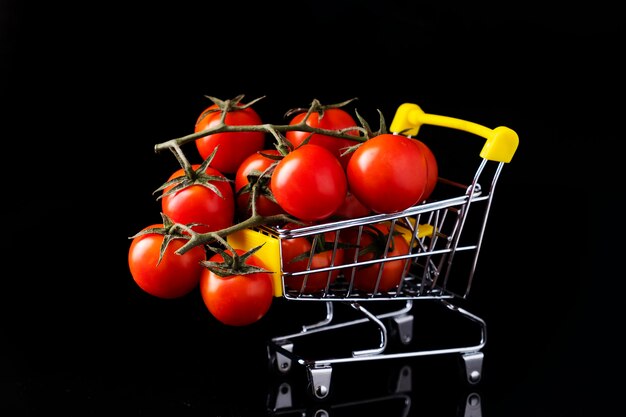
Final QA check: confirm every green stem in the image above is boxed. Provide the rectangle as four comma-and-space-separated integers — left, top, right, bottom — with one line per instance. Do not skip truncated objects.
169, 143, 195, 178
175, 213, 300, 256
154, 121, 368, 154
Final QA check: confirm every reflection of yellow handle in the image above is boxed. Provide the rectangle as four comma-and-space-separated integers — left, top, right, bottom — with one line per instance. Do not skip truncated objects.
390, 103, 519, 163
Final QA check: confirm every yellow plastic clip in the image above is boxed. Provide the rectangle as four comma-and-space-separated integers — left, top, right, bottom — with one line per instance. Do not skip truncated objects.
389, 103, 519, 163
393, 220, 435, 247
227, 228, 284, 297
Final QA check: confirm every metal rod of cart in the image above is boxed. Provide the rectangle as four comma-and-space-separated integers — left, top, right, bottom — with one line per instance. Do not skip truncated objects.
229, 103, 519, 400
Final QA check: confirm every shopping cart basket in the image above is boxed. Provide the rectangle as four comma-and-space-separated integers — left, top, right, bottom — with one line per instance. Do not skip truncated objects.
228, 103, 519, 400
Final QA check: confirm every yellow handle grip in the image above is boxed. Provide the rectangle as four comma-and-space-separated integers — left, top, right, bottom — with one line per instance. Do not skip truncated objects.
389, 103, 519, 163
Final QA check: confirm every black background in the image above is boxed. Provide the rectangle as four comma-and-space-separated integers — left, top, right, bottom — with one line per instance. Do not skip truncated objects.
1, 1, 622, 415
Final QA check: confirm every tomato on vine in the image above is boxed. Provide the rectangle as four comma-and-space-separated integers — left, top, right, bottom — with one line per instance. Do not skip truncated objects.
412, 139, 438, 201
199, 246, 274, 326
128, 214, 207, 299
280, 226, 345, 295
285, 99, 361, 171
330, 190, 372, 220
346, 133, 428, 214
194, 95, 267, 174
271, 143, 347, 222
342, 223, 410, 294
234, 149, 285, 218
156, 153, 235, 235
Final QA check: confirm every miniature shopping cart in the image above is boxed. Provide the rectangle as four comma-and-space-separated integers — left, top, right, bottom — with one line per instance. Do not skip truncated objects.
228, 103, 519, 400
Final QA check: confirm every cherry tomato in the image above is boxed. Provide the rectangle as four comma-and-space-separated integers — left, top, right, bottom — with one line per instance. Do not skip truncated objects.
234, 149, 285, 218
330, 190, 372, 220
281, 228, 345, 294
346, 134, 428, 214
160, 164, 235, 234
194, 102, 266, 174
199, 249, 274, 326
271, 144, 347, 221
285, 107, 360, 171
342, 223, 410, 293
413, 139, 438, 201
128, 224, 206, 299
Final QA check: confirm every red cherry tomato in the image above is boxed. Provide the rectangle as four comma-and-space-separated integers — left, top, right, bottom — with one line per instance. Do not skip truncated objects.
285, 107, 360, 171
271, 144, 347, 221
330, 190, 372, 220
160, 164, 235, 234
346, 134, 428, 214
413, 139, 438, 201
194, 102, 266, 174
234, 149, 285, 218
281, 228, 344, 294
128, 224, 206, 299
342, 223, 410, 293
199, 249, 274, 326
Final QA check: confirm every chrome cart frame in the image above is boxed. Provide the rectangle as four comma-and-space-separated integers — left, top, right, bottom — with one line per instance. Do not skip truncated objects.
228, 103, 518, 399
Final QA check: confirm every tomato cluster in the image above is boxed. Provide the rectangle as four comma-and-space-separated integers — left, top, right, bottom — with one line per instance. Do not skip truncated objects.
128, 95, 439, 326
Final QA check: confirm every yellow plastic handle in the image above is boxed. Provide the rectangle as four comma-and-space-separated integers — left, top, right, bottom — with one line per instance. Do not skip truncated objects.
389, 103, 519, 163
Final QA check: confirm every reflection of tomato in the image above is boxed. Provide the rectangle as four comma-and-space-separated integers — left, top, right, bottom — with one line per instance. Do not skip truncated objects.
128, 224, 206, 299
160, 164, 235, 234
194, 101, 266, 174
234, 149, 284, 218
342, 223, 410, 293
412, 139, 438, 201
271, 144, 347, 221
199, 249, 274, 326
347, 134, 428, 214
281, 228, 344, 294
285, 107, 360, 171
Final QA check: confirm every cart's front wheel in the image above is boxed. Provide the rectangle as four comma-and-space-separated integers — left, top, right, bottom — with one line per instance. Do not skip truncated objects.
307, 365, 333, 399
267, 342, 293, 375
461, 351, 484, 384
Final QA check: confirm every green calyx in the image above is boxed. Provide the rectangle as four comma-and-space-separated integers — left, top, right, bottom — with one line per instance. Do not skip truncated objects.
201, 244, 272, 277
153, 146, 233, 201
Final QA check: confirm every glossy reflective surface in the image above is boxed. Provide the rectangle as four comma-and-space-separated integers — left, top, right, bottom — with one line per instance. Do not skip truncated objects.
2, 282, 615, 415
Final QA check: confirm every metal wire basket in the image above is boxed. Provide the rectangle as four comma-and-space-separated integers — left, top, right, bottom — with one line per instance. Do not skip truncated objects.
228, 103, 519, 399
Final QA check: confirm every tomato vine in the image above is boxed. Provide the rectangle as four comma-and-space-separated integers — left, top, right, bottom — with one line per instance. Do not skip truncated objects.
148, 95, 378, 257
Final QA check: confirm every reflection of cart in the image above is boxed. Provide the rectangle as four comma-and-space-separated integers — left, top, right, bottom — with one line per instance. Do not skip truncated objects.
228, 103, 519, 400
267, 359, 484, 417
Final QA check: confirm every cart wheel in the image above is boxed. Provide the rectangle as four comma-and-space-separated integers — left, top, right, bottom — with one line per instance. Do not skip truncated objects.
267, 342, 293, 375
461, 351, 484, 384
307, 365, 333, 400
390, 314, 414, 345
